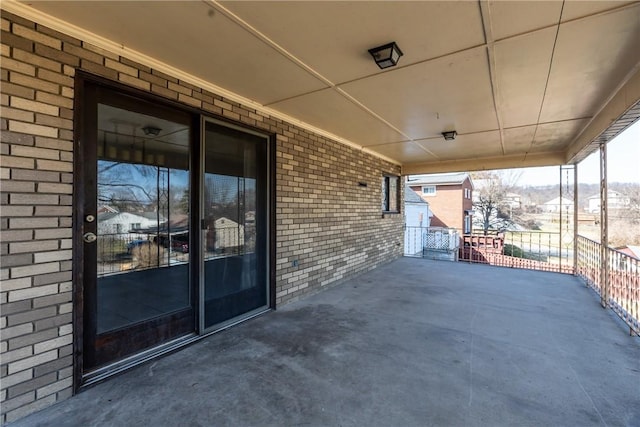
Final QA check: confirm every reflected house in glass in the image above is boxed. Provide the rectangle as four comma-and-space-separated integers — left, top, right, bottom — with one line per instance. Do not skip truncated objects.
97, 211, 165, 237
206, 217, 245, 253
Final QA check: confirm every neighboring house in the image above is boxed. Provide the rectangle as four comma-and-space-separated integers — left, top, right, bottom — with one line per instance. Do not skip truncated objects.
404, 185, 432, 228
97, 211, 164, 239
542, 196, 574, 213
504, 192, 522, 209
404, 185, 432, 256
587, 190, 631, 213
616, 245, 640, 260
407, 172, 474, 234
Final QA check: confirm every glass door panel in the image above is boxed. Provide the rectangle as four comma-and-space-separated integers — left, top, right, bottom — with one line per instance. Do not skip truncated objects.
83, 90, 194, 371
203, 120, 268, 329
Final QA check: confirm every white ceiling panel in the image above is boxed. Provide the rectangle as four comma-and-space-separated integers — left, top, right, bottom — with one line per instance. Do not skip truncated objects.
489, 1, 562, 40
366, 142, 435, 164
414, 131, 503, 160
219, 0, 486, 86
340, 47, 499, 140
270, 89, 407, 147
503, 125, 537, 155
28, 1, 328, 104
561, 1, 636, 22
11, 0, 640, 171
530, 119, 591, 153
540, 5, 640, 122
494, 28, 557, 128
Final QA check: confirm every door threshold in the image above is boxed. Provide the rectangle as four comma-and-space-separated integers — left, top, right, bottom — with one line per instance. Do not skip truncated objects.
80, 307, 272, 389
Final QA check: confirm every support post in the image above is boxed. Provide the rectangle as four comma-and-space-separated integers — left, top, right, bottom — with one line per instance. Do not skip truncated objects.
559, 166, 563, 272
573, 164, 578, 275
599, 143, 609, 308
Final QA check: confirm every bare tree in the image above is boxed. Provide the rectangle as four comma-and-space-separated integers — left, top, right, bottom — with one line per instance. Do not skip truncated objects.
471, 170, 522, 235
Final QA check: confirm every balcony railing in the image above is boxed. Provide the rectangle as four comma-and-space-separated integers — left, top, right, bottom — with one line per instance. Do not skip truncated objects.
404, 226, 460, 261
576, 235, 639, 335
459, 231, 573, 274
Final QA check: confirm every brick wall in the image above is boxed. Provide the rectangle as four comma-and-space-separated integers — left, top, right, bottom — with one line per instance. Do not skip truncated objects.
0, 10, 403, 423
412, 184, 464, 231
409, 178, 473, 232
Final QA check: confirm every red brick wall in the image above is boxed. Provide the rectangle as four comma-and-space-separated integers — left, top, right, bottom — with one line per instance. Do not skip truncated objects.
410, 178, 473, 232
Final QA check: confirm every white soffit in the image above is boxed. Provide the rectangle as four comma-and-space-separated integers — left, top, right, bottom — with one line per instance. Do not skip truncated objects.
219, 0, 486, 86
494, 27, 557, 128
530, 119, 591, 153
540, 6, 640, 123
415, 131, 503, 160
22, 1, 329, 105
488, 1, 563, 40
365, 141, 435, 164
6, 0, 640, 172
340, 46, 499, 140
269, 88, 408, 147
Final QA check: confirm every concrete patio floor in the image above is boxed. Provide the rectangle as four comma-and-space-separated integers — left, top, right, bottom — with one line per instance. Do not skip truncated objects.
10, 258, 640, 427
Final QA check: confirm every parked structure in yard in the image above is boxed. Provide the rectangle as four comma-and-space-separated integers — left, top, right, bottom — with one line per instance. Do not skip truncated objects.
407, 173, 474, 234
1, 1, 639, 423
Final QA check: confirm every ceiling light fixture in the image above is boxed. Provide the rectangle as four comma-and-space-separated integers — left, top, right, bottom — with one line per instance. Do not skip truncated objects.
142, 126, 162, 137
442, 130, 457, 141
368, 42, 403, 69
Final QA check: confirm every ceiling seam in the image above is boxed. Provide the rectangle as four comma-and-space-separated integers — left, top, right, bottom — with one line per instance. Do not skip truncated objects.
492, 1, 639, 44
479, 0, 507, 156
206, 0, 334, 88
527, 0, 566, 161
208, 0, 422, 155
503, 117, 593, 130
263, 1, 639, 107
1, 0, 406, 166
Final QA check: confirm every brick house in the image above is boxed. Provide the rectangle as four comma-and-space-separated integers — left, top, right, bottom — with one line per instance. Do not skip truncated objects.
407, 173, 474, 234
1, 1, 639, 423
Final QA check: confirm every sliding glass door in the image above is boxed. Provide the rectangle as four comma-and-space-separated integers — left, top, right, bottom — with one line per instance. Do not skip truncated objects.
79, 80, 271, 379
202, 119, 269, 329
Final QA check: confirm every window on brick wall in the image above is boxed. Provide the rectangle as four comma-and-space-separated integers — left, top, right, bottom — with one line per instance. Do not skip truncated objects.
422, 185, 436, 196
382, 174, 400, 213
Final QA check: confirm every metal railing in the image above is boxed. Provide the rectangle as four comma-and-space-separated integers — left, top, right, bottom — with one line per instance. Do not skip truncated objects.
404, 226, 460, 260
576, 235, 639, 335
97, 226, 256, 277
460, 231, 573, 274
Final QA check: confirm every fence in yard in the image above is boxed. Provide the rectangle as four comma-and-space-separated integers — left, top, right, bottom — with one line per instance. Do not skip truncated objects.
576, 235, 639, 335
404, 226, 460, 261
459, 231, 573, 274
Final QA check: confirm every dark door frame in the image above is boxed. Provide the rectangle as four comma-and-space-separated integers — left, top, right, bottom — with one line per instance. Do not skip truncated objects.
72, 71, 276, 391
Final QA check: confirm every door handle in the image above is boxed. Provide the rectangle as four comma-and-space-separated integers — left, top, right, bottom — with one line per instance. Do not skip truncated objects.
83, 232, 97, 243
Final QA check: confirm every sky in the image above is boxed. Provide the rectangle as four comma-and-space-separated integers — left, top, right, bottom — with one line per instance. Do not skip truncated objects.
515, 119, 640, 186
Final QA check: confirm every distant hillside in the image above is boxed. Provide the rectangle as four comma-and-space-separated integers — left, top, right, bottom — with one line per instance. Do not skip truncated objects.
513, 182, 638, 210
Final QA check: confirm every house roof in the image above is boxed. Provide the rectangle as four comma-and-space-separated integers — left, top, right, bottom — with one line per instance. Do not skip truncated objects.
587, 190, 626, 200
98, 211, 167, 222
407, 172, 472, 187
543, 196, 574, 205
616, 245, 640, 260
405, 185, 428, 205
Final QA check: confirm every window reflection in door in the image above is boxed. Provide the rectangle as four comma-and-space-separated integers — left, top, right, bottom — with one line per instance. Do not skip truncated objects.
95, 103, 191, 333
